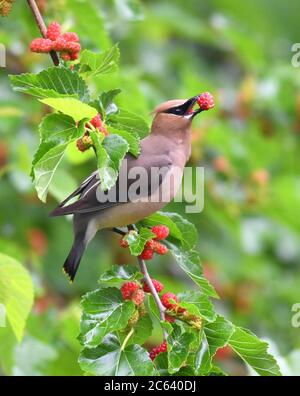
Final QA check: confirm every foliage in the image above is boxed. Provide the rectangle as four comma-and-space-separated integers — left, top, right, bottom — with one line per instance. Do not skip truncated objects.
0, 0, 299, 377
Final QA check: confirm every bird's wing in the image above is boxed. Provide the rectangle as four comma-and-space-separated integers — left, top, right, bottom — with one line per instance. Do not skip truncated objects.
54, 170, 99, 208
49, 153, 172, 217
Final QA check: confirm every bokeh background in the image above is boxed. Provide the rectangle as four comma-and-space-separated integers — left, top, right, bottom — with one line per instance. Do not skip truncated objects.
0, 0, 300, 375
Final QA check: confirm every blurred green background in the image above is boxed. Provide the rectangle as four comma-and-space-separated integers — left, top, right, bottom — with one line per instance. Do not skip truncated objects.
0, 0, 300, 376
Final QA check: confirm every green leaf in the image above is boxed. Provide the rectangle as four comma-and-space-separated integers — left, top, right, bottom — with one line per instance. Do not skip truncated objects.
9, 67, 89, 101
163, 212, 197, 249
194, 333, 212, 375
79, 45, 120, 77
38, 113, 78, 145
98, 265, 142, 284
40, 98, 97, 122
141, 211, 183, 241
174, 366, 195, 376
166, 242, 218, 298
124, 228, 156, 256
195, 316, 234, 375
48, 169, 78, 203
100, 89, 121, 116
31, 114, 78, 176
228, 326, 282, 376
91, 132, 129, 191
126, 314, 153, 346
79, 334, 155, 376
179, 291, 217, 323
167, 329, 196, 374
33, 143, 70, 202
31, 115, 81, 202
108, 126, 141, 158
108, 108, 149, 139
90, 89, 121, 118
153, 352, 169, 375
205, 315, 234, 358
102, 134, 129, 178
0, 253, 34, 342
80, 288, 135, 348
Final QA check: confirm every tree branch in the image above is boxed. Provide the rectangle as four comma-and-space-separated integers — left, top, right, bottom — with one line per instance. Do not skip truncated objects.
27, 0, 59, 66
137, 256, 167, 339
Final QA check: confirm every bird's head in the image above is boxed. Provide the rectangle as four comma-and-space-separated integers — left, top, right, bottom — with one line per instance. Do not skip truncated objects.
151, 93, 214, 135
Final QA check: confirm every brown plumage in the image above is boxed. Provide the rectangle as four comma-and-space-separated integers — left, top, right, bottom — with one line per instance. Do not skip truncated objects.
50, 95, 204, 281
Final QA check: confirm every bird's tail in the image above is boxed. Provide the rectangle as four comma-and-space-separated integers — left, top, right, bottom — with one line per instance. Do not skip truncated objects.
63, 239, 86, 282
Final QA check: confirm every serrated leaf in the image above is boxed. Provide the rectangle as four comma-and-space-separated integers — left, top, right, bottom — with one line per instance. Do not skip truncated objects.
163, 212, 198, 249
31, 113, 78, 177
38, 113, 78, 145
0, 253, 34, 342
124, 227, 155, 256
195, 316, 233, 375
103, 134, 129, 176
80, 288, 135, 348
108, 108, 149, 139
228, 326, 281, 376
33, 143, 70, 203
98, 265, 142, 284
99, 89, 121, 116
80, 45, 120, 77
167, 331, 196, 374
78, 334, 155, 376
31, 114, 79, 202
91, 132, 129, 191
205, 315, 234, 358
179, 291, 217, 323
90, 89, 121, 118
9, 67, 89, 101
166, 242, 218, 298
108, 126, 141, 157
40, 98, 97, 122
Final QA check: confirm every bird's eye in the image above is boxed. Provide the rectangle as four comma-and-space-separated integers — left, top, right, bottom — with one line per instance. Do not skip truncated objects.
164, 106, 184, 116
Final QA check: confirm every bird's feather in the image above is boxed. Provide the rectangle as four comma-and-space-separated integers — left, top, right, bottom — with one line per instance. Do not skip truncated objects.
50, 138, 172, 217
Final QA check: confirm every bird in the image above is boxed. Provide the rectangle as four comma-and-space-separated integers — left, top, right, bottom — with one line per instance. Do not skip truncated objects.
50, 94, 213, 281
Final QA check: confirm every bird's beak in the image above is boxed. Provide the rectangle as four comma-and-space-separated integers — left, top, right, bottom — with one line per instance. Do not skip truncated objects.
164, 95, 202, 118
182, 95, 203, 119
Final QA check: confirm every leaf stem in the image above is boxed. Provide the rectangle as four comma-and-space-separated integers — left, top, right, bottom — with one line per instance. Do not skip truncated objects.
27, 0, 59, 66
120, 327, 134, 351
86, 122, 96, 132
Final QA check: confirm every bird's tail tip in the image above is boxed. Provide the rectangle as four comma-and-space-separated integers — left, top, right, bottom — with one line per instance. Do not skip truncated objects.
62, 242, 85, 282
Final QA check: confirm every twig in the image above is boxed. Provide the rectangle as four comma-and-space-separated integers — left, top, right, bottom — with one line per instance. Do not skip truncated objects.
112, 225, 168, 339
27, 0, 59, 66
137, 256, 167, 339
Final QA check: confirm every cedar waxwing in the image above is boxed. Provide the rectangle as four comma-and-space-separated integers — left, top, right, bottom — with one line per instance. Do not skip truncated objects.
50, 94, 210, 281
